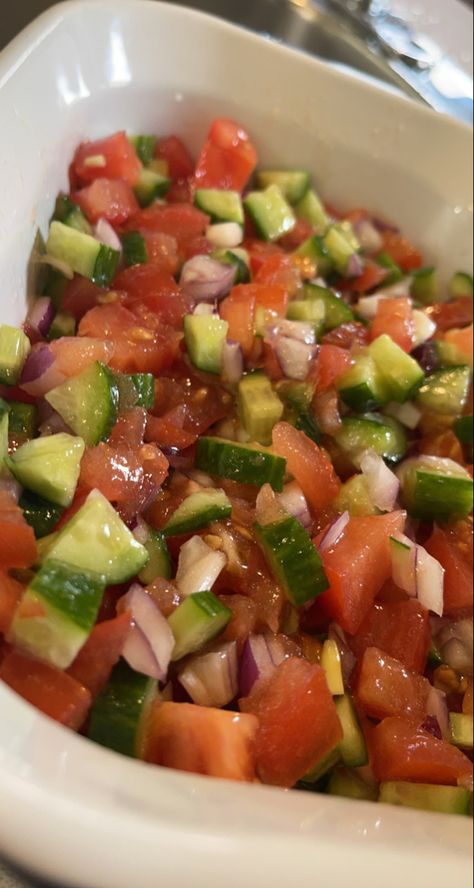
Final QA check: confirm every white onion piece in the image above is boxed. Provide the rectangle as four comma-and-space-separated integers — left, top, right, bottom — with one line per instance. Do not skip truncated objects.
390, 532, 417, 597
94, 217, 122, 252
411, 309, 437, 349
353, 218, 383, 255
345, 253, 364, 279
122, 584, 174, 681
206, 223, 243, 249
359, 449, 400, 512
318, 512, 350, 553
278, 481, 312, 528
256, 483, 287, 526
179, 641, 238, 707
175, 536, 227, 597
384, 401, 421, 430
221, 340, 244, 384
180, 255, 236, 302
356, 293, 387, 321
38, 254, 74, 280
193, 302, 216, 316
274, 336, 316, 381
426, 685, 450, 740
267, 319, 316, 345
390, 532, 444, 615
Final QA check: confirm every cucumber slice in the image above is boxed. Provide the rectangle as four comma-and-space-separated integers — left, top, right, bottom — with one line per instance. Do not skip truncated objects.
302, 747, 340, 784
397, 455, 473, 521
328, 767, 377, 801
244, 184, 295, 242
19, 490, 64, 539
195, 436, 286, 491
294, 235, 333, 276
335, 694, 368, 768
448, 271, 473, 299
137, 527, 172, 585
410, 267, 439, 304
449, 713, 473, 749
134, 168, 170, 207
0, 408, 8, 469
184, 314, 228, 375
254, 515, 329, 606
323, 225, 358, 276
276, 380, 315, 414
7, 433, 84, 507
295, 189, 329, 234
436, 337, 472, 370
45, 361, 119, 446
334, 414, 407, 465
338, 355, 389, 413
88, 659, 158, 757
286, 298, 326, 336
6, 401, 37, 444
130, 373, 155, 409
211, 248, 250, 284
238, 373, 284, 445
45, 489, 149, 583
49, 312, 76, 340
454, 415, 473, 446
43, 267, 68, 306
333, 475, 378, 517
295, 412, 322, 445
321, 639, 344, 695
163, 489, 232, 537
304, 283, 354, 330
376, 251, 403, 286
129, 134, 157, 166
256, 170, 310, 205
168, 591, 232, 660
46, 221, 119, 287
121, 231, 148, 266
416, 366, 471, 415
368, 334, 424, 403
195, 189, 244, 225
9, 559, 104, 669
379, 781, 471, 815
53, 194, 92, 235
0, 325, 31, 385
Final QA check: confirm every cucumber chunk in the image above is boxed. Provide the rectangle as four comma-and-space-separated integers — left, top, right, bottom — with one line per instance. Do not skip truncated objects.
89, 659, 158, 757
379, 781, 471, 815
321, 639, 344, 695
121, 231, 148, 266
338, 355, 389, 413
163, 489, 232, 537
328, 767, 377, 801
368, 334, 424, 403
129, 134, 157, 166
46, 221, 119, 287
0, 325, 31, 385
323, 225, 358, 276
184, 314, 228, 375
301, 747, 341, 784
195, 189, 244, 225
410, 267, 439, 304
454, 415, 473, 446
130, 373, 155, 409
294, 235, 333, 276
436, 337, 472, 370
168, 591, 232, 660
416, 366, 471, 415
6, 401, 37, 444
195, 436, 286, 491
238, 373, 284, 445
376, 251, 403, 286
333, 475, 378, 517
449, 713, 473, 749
137, 527, 172, 585
49, 312, 76, 340
304, 283, 354, 330
254, 515, 329, 606
448, 271, 473, 299
244, 184, 295, 242
19, 490, 64, 539
9, 559, 105, 669
0, 408, 8, 469
211, 247, 250, 283
295, 189, 329, 233
256, 170, 310, 206
53, 194, 92, 235
7, 433, 84, 507
134, 168, 170, 207
45, 489, 149, 583
334, 414, 407, 465
286, 298, 326, 336
335, 694, 368, 767
397, 455, 473, 521
46, 361, 119, 446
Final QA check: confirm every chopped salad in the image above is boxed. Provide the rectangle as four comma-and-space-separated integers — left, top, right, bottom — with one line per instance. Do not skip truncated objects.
0, 117, 473, 815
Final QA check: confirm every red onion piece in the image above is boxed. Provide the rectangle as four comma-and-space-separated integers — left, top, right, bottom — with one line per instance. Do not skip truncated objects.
328, 623, 356, 684
121, 583, 174, 681
267, 319, 316, 345
178, 641, 238, 707
20, 343, 54, 384
175, 535, 227, 597
25, 297, 54, 342
359, 449, 400, 512
353, 218, 383, 255
0, 474, 22, 502
344, 252, 364, 279
274, 336, 316, 381
318, 511, 350, 553
420, 715, 443, 741
425, 686, 449, 740
278, 481, 312, 528
221, 340, 243, 384
180, 255, 236, 302
239, 635, 275, 697
94, 217, 122, 252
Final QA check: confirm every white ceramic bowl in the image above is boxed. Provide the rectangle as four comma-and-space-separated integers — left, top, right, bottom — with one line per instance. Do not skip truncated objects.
0, 3, 472, 886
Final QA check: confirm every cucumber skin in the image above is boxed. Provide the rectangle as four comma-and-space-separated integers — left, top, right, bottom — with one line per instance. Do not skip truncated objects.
45, 361, 119, 447
403, 470, 473, 521
163, 491, 232, 537
255, 517, 329, 606
19, 490, 64, 539
379, 781, 471, 815
29, 558, 105, 631
334, 415, 407, 465
416, 366, 470, 416
195, 437, 286, 492
122, 231, 148, 266
89, 660, 157, 757
169, 592, 232, 661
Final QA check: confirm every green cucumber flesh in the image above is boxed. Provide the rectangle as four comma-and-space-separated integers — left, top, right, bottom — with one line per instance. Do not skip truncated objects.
169, 591, 232, 661
379, 781, 471, 815
333, 475, 378, 517
88, 659, 157, 757
194, 189, 244, 225
376, 251, 403, 286
449, 713, 473, 749
286, 298, 325, 334
244, 184, 295, 242
454, 415, 473, 446
397, 455, 473, 521
129, 135, 157, 166
53, 194, 92, 235
49, 312, 76, 340
256, 170, 310, 205
238, 373, 284, 445
184, 314, 228, 375
195, 436, 286, 491
328, 767, 377, 801
163, 489, 232, 537
45, 361, 119, 446
19, 490, 64, 539
7, 433, 84, 507
448, 272, 473, 299
301, 747, 340, 784
410, 267, 439, 304
335, 694, 368, 768
323, 226, 357, 276
46, 221, 119, 287
338, 355, 389, 412
416, 366, 471, 415
334, 414, 407, 465
134, 168, 170, 207
121, 231, 148, 266
0, 411, 8, 469
368, 334, 424, 403
294, 235, 333, 276
137, 528, 172, 585
211, 248, 250, 283
295, 189, 329, 234
0, 325, 31, 386
254, 515, 329, 606
436, 338, 472, 370
303, 283, 354, 330
130, 373, 155, 409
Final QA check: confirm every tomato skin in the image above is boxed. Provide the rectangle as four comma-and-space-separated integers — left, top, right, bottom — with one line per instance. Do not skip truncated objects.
73, 131, 141, 186
67, 611, 132, 698
125, 203, 209, 243
114, 265, 192, 328
425, 525, 472, 615
145, 409, 198, 450
379, 232, 423, 272
194, 118, 257, 192
370, 716, 473, 785
354, 646, 430, 720
60, 277, 104, 321
321, 321, 370, 349
0, 492, 38, 570
426, 298, 472, 332
254, 254, 299, 297
155, 135, 194, 182
245, 240, 283, 276
219, 286, 256, 357
349, 599, 431, 673
73, 178, 139, 225
439, 325, 473, 366
371, 296, 414, 352
0, 572, 24, 635
315, 344, 353, 391
339, 259, 387, 294
272, 422, 340, 513
144, 701, 258, 781
0, 649, 91, 730
240, 657, 343, 788
278, 218, 314, 251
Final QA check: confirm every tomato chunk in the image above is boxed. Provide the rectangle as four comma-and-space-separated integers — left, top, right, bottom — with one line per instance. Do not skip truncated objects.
425, 525, 473, 615
354, 647, 430, 720
155, 135, 194, 182
0, 571, 25, 635
370, 716, 473, 785
194, 118, 257, 192
379, 232, 423, 272
339, 259, 387, 294
371, 296, 414, 352
67, 611, 132, 698
73, 178, 139, 225
73, 131, 141, 186
439, 325, 473, 367
220, 286, 256, 357
240, 657, 342, 787
349, 599, 431, 673
0, 492, 37, 570
315, 344, 353, 391
426, 298, 472, 332
114, 265, 192, 328
272, 422, 340, 513
144, 701, 258, 781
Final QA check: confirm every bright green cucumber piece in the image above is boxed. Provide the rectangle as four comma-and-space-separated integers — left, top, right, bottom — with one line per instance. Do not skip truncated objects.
328, 767, 378, 801
238, 373, 284, 445
45, 489, 149, 583
323, 225, 358, 276
295, 189, 329, 233
304, 283, 354, 330
286, 297, 326, 336
169, 591, 232, 660
129, 134, 157, 165
184, 314, 228, 375
368, 334, 424, 403
19, 490, 64, 539
134, 167, 170, 207
9, 559, 104, 669
449, 713, 473, 749
244, 184, 295, 242
6, 401, 37, 443
333, 475, 378, 517
302, 747, 340, 784
276, 380, 315, 414
294, 235, 333, 276
195, 436, 286, 491
53, 194, 92, 235
254, 515, 329, 606
7, 433, 84, 507
379, 781, 471, 815
45, 361, 119, 446
49, 312, 76, 340
338, 354, 389, 412
211, 247, 250, 283
416, 366, 471, 415
137, 527, 172, 585
163, 489, 232, 537
256, 170, 310, 206
0, 325, 31, 385
121, 231, 148, 266
410, 267, 439, 304
195, 189, 244, 225
295, 411, 322, 444
397, 455, 473, 521
448, 271, 473, 299
88, 659, 157, 757
46, 221, 119, 287
335, 694, 368, 767
334, 414, 407, 465
376, 251, 403, 286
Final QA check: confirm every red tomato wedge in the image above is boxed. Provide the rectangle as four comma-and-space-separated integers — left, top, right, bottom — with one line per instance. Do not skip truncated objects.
379, 231, 423, 272
440, 325, 473, 367
315, 344, 353, 391
354, 646, 430, 720
51, 336, 113, 377
144, 701, 258, 781
67, 611, 132, 698
348, 599, 431, 673
124, 203, 209, 244
370, 716, 473, 785
114, 265, 192, 328
220, 286, 256, 357
340, 259, 387, 294
0, 649, 91, 730
0, 492, 37, 570
60, 277, 104, 321
194, 118, 257, 192
155, 135, 194, 182
240, 657, 342, 788
425, 525, 473, 615
426, 298, 473, 332
272, 422, 340, 513
371, 296, 414, 352
0, 571, 25, 635
73, 131, 141, 186
254, 254, 299, 297
145, 410, 198, 451
73, 178, 139, 225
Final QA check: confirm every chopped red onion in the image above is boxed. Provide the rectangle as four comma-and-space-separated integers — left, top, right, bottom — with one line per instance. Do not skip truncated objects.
411, 309, 437, 349
221, 340, 243, 384
178, 641, 238, 707
180, 255, 236, 302
353, 218, 384, 255
426, 686, 449, 740
25, 297, 54, 341
256, 483, 286, 526
20, 343, 54, 383
267, 319, 316, 345
0, 474, 22, 502
344, 252, 364, 279
278, 481, 312, 528
420, 715, 443, 741
175, 535, 227, 597
121, 583, 174, 681
328, 623, 356, 684
38, 409, 73, 437
359, 449, 400, 512
274, 336, 316, 381
239, 635, 275, 697
206, 223, 243, 249
94, 217, 122, 253
318, 512, 350, 553
390, 532, 444, 616
437, 618, 473, 675
411, 341, 440, 374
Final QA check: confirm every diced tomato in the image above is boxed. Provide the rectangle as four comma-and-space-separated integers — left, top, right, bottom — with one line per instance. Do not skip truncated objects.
155, 135, 194, 182
0, 572, 25, 635
139, 230, 179, 275
370, 716, 473, 785
240, 657, 342, 787
272, 422, 340, 513
50, 336, 114, 377
425, 525, 473, 615
315, 344, 353, 391
426, 298, 473, 332
219, 594, 258, 651
144, 701, 258, 781
73, 178, 138, 225
439, 325, 473, 367
253, 282, 290, 317
262, 341, 284, 382
245, 240, 283, 277
60, 277, 105, 321
220, 286, 256, 357
114, 265, 192, 328
194, 118, 257, 192
73, 131, 141, 186
0, 492, 37, 570
151, 373, 231, 438
321, 321, 370, 349
278, 218, 314, 252
371, 296, 414, 352
145, 408, 198, 450
339, 259, 387, 294
313, 511, 406, 635
67, 611, 132, 698
254, 254, 299, 297
349, 599, 431, 673
379, 231, 423, 272
354, 647, 430, 720
109, 407, 147, 449
125, 203, 209, 243
0, 649, 91, 730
